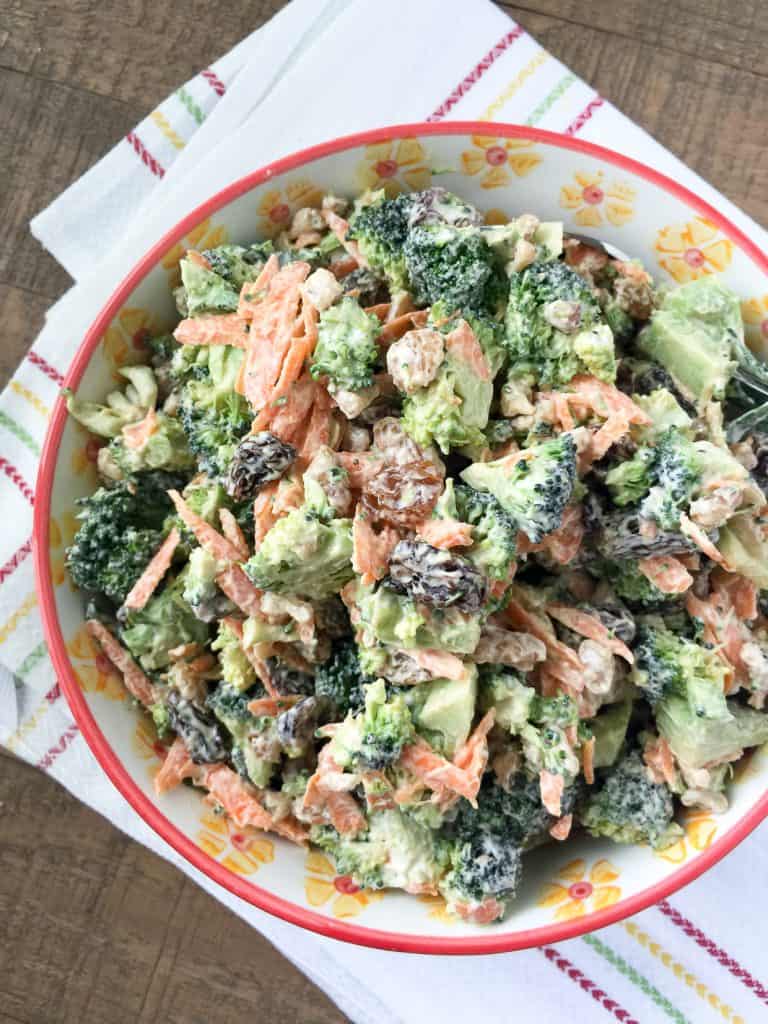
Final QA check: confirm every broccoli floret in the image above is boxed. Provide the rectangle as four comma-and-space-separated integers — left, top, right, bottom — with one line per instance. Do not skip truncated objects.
461, 433, 577, 543
121, 575, 208, 671
64, 365, 159, 438
605, 447, 655, 506
440, 832, 522, 918
479, 668, 534, 733
310, 297, 381, 393
347, 190, 412, 290
580, 750, 682, 849
201, 242, 274, 288
212, 621, 258, 692
454, 485, 517, 580
243, 506, 354, 599
632, 626, 730, 713
504, 260, 613, 386
109, 412, 196, 474
66, 474, 180, 605
146, 333, 180, 365
150, 701, 171, 739
329, 678, 414, 771
182, 546, 233, 623
355, 582, 482, 653
640, 427, 702, 530
403, 223, 504, 316
596, 558, 671, 609
178, 346, 252, 478
206, 683, 254, 731
314, 638, 368, 715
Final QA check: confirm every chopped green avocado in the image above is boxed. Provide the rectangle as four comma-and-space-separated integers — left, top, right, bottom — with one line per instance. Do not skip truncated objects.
716, 517, 768, 589
416, 667, 478, 756
639, 277, 740, 402
657, 697, 768, 769
356, 584, 482, 653
591, 698, 633, 769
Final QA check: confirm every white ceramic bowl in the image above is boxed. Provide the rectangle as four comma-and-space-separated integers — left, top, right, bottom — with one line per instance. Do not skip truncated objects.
35, 123, 768, 953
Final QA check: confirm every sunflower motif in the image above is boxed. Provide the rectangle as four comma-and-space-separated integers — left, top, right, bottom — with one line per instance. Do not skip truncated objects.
304, 851, 384, 918
66, 624, 126, 702
102, 307, 172, 370
355, 138, 432, 197
654, 808, 718, 864
461, 135, 542, 188
418, 892, 458, 925
132, 717, 170, 782
655, 217, 733, 283
161, 216, 229, 289
69, 422, 103, 482
49, 510, 81, 588
255, 180, 324, 239
538, 858, 621, 921
741, 294, 768, 357
196, 810, 275, 876
559, 170, 636, 228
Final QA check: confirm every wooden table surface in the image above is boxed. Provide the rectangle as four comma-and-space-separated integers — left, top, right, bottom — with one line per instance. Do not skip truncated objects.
1, 1, 766, 1021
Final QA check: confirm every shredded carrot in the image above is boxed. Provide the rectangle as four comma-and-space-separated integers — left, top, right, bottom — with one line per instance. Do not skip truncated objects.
539, 769, 564, 816
545, 603, 634, 663
154, 737, 196, 794
582, 736, 595, 785
221, 616, 277, 696
122, 527, 180, 611
637, 555, 693, 595
85, 619, 155, 706
218, 508, 250, 560
122, 408, 158, 449
242, 261, 311, 411
444, 320, 490, 381
201, 764, 308, 845
253, 482, 279, 548
322, 210, 366, 266
679, 513, 728, 566
416, 517, 474, 549
549, 814, 573, 841
378, 309, 429, 344
167, 489, 243, 562
174, 313, 249, 348
216, 565, 263, 617
351, 506, 399, 585
186, 249, 211, 270
643, 735, 677, 787
247, 695, 301, 716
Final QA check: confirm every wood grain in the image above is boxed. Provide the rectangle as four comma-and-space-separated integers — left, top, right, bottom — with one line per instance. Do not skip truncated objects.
1, 1, 765, 1021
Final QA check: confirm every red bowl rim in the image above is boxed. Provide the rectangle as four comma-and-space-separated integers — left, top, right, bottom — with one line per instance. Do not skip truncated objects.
34, 121, 768, 955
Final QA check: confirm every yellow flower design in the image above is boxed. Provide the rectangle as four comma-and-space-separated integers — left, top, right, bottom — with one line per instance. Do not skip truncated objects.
655, 808, 717, 864
133, 718, 170, 782
655, 217, 733, 283
196, 810, 274, 876
304, 851, 384, 919
102, 307, 171, 370
418, 892, 458, 925
483, 208, 512, 226
461, 135, 541, 188
161, 216, 229, 288
538, 858, 622, 921
559, 170, 636, 227
741, 294, 768, 356
49, 510, 81, 588
255, 180, 324, 239
66, 624, 126, 702
356, 139, 432, 197
69, 422, 102, 482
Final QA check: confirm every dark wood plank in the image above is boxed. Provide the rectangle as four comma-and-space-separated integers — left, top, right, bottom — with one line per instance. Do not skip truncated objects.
504, 5, 768, 227
500, 0, 768, 76
0, 285, 50, 389
0, 754, 347, 1024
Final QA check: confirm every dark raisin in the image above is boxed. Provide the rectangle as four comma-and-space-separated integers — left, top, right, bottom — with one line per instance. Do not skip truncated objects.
265, 657, 315, 696
313, 596, 352, 638
386, 540, 488, 612
166, 691, 228, 764
361, 459, 442, 528
596, 510, 699, 560
225, 432, 296, 501
276, 696, 332, 756
341, 267, 389, 307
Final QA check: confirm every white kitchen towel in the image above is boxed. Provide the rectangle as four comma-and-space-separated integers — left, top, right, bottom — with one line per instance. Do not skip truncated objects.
4, 1, 768, 1021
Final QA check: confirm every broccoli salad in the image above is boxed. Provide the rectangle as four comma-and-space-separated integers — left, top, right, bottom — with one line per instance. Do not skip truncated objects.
65, 186, 768, 925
